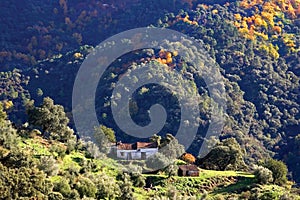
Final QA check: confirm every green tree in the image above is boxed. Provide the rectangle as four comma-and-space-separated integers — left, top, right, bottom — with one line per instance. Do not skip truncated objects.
0, 163, 53, 199
99, 125, 116, 143
27, 97, 74, 142
160, 134, 185, 161
262, 158, 288, 185
89, 173, 120, 199
53, 179, 72, 197
75, 176, 97, 198
150, 134, 162, 147
117, 173, 134, 200
199, 138, 247, 171
0, 104, 19, 151
146, 152, 170, 170
93, 126, 111, 154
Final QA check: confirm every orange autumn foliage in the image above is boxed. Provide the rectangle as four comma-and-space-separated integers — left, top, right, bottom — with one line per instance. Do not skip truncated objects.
182, 153, 196, 164
177, 15, 198, 26
254, 15, 264, 26
234, 0, 298, 54
273, 26, 282, 34
153, 49, 177, 68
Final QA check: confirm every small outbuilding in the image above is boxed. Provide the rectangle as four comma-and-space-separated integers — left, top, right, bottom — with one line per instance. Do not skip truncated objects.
178, 165, 200, 177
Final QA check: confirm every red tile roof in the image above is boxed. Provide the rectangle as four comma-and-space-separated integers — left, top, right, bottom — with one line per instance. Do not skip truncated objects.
117, 142, 157, 150
136, 142, 158, 149
117, 143, 133, 150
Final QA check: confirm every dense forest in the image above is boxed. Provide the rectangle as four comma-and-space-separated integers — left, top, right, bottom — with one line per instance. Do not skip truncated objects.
0, 0, 300, 199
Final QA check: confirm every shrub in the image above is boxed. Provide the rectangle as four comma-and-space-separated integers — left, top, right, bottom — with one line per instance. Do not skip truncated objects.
48, 192, 64, 200
50, 143, 66, 158
53, 179, 72, 197
166, 186, 179, 200
250, 187, 262, 199
37, 156, 59, 176
130, 172, 146, 187
122, 164, 145, 187
279, 194, 294, 200
87, 172, 120, 199
212, 195, 225, 200
165, 164, 178, 177
75, 176, 97, 198
0, 163, 52, 199
117, 173, 134, 200
0, 114, 19, 150
85, 141, 103, 159
240, 191, 251, 199
259, 191, 280, 200
66, 137, 77, 153
254, 165, 273, 184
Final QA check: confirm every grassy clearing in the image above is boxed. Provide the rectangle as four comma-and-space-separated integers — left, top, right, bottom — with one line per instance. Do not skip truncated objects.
212, 176, 255, 194
199, 169, 254, 179
61, 154, 81, 171
19, 138, 51, 156
19, 136, 121, 172
140, 168, 256, 199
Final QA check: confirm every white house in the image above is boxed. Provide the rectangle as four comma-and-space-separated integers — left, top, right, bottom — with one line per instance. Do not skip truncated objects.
111, 142, 158, 160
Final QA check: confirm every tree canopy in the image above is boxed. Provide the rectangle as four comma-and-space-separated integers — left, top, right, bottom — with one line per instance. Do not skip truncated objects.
27, 97, 74, 142
199, 138, 247, 171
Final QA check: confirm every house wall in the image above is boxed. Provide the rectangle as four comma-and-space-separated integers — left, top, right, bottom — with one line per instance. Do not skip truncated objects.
178, 167, 200, 177
178, 169, 186, 176
117, 150, 140, 159
140, 148, 158, 159
187, 170, 199, 177
116, 148, 158, 160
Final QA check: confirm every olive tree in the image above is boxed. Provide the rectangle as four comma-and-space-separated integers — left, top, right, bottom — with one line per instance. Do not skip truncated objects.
27, 97, 74, 142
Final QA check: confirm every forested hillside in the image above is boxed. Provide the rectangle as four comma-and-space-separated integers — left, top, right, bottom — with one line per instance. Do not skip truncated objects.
0, 0, 299, 199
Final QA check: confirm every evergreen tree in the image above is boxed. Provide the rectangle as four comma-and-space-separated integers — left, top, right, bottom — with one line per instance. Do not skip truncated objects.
99, 125, 116, 143
27, 97, 74, 142
199, 138, 247, 171
93, 125, 117, 154
262, 158, 288, 185
0, 163, 52, 199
